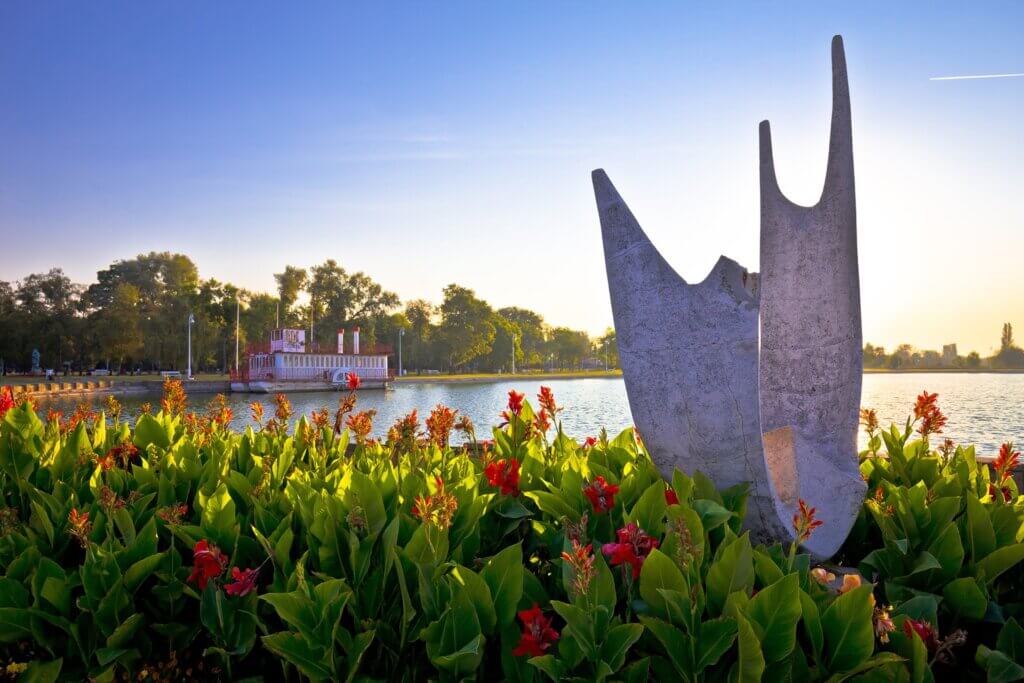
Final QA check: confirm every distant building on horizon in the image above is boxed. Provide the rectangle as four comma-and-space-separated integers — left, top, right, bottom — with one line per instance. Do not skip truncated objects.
943, 343, 958, 366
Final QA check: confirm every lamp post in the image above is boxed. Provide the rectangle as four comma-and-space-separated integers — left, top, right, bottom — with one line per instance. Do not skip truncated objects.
186, 313, 195, 379
398, 328, 404, 377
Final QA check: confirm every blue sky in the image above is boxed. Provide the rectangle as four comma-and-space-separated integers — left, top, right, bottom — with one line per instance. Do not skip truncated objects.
2, 2, 1022, 353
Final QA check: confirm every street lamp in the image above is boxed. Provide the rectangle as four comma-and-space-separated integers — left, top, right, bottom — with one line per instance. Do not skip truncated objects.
398, 328, 404, 377
186, 313, 195, 379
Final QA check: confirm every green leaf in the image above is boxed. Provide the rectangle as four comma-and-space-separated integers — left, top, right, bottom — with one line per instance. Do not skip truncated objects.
133, 413, 170, 449
732, 613, 765, 683
629, 482, 668, 536
640, 616, 692, 678
123, 552, 165, 593
19, 658, 63, 683
942, 577, 987, 620
639, 548, 687, 620
978, 645, 1024, 683
696, 616, 737, 670
821, 584, 875, 674
450, 565, 496, 635
706, 533, 753, 615
965, 493, 996, 564
997, 618, 1024, 664
105, 613, 144, 650
746, 573, 801, 662
600, 623, 644, 672
481, 543, 524, 625
262, 631, 331, 680
978, 543, 1024, 584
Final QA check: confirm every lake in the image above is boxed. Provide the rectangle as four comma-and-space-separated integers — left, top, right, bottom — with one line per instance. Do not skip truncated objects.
34, 373, 1024, 454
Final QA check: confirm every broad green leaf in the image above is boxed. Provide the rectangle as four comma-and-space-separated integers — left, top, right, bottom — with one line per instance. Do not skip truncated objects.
600, 623, 644, 672
978, 543, 1024, 584
481, 543, 524, 625
942, 577, 987, 620
639, 548, 687, 620
696, 616, 737, 670
821, 584, 874, 674
746, 573, 801, 662
732, 613, 765, 683
706, 533, 754, 615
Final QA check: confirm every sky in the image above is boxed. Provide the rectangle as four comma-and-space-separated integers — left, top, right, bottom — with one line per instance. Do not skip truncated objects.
1, 2, 1022, 354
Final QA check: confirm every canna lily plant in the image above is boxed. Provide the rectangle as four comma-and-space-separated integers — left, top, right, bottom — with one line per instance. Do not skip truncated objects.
0, 381, 1020, 681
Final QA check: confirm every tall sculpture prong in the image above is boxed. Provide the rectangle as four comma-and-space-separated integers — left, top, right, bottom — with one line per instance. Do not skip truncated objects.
759, 34, 864, 558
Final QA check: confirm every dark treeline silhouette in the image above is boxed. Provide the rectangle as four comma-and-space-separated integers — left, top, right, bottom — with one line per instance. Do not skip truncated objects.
0, 253, 618, 375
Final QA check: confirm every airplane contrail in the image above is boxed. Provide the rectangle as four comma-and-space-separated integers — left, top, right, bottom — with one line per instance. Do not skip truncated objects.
930, 72, 1024, 81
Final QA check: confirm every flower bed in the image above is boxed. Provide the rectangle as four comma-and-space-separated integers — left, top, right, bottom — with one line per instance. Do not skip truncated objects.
0, 383, 1023, 681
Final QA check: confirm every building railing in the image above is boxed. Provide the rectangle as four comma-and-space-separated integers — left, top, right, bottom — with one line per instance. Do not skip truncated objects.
230, 366, 390, 383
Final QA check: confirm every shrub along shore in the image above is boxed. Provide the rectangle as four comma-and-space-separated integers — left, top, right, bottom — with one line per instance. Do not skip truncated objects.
0, 382, 1023, 681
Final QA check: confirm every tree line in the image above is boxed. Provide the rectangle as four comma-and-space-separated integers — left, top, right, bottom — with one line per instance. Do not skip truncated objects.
0, 252, 619, 375
863, 323, 1024, 370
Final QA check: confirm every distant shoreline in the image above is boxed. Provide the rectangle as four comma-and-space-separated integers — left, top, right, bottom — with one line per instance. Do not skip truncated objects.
863, 368, 1024, 374
395, 370, 622, 384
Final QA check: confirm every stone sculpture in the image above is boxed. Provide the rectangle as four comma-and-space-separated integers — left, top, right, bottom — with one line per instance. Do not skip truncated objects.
593, 36, 863, 558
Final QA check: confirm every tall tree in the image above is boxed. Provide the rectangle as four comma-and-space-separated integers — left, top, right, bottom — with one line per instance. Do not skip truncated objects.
94, 283, 143, 371
404, 299, 437, 371
274, 266, 308, 328
497, 307, 546, 367
436, 284, 495, 370
307, 259, 400, 349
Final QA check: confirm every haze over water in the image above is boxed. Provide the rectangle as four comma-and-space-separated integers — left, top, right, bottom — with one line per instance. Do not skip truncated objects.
36, 374, 1024, 455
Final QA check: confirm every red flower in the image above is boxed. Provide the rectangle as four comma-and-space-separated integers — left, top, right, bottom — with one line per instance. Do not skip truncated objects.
582, 476, 619, 513
0, 387, 14, 419
187, 540, 228, 590
903, 619, 939, 650
512, 603, 559, 657
346, 372, 361, 391
792, 499, 824, 544
994, 442, 1020, 484
507, 390, 525, 417
537, 386, 559, 415
583, 436, 597, 448
484, 458, 521, 496
533, 408, 551, 433
913, 390, 947, 437
989, 483, 1013, 503
665, 488, 680, 505
602, 523, 659, 579
224, 566, 259, 597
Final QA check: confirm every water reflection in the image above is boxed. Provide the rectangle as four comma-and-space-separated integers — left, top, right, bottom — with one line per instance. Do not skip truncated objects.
33, 374, 1024, 454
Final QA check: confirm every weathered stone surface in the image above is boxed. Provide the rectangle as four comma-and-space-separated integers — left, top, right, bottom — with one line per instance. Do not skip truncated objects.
593, 170, 791, 546
758, 35, 865, 557
592, 35, 863, 557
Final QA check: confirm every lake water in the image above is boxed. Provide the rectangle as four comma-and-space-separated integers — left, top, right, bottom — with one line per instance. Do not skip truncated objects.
34, 373, 1024, 454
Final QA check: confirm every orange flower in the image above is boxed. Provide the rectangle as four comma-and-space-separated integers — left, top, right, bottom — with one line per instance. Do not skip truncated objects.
412, 477, 459, 530
561, 540, 595, 599
273, 393, 292, 423
346, 410, 376, 443
426, 404, 457, 448
250, 401, 264, 425
859, 407, 878, 434
993, 442, 1020, 484
533, 408, 551, 434
161, 378, 187, 415
792, 499, 824, 544
537, 386, 559, 415
913, 390, 947, 437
